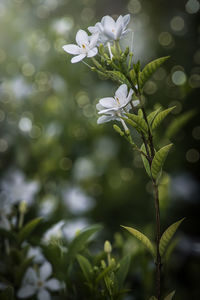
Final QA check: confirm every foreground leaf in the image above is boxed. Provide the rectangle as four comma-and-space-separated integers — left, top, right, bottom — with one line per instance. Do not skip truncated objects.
151, 106, 176, 131
166, 110, 196, 139
77, 254, 93, 282
115, 255, 131, 289
164, 290, 175, 300
151, 144, 173, 180
139, 56, 170, 88
67, 224, 102, 261
159, 218, 185, 257
106, 70, 131, 88
121, 225, 155, 258
147, 108, 161, 125
18, 217, 43, 244
140, 143, 151, 177
125, 113, 148, 134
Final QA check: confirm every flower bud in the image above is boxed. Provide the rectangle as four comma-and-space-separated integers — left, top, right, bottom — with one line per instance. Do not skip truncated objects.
104, 240, 112, 254
19, 201, 27, 214
113, 124, 124, 136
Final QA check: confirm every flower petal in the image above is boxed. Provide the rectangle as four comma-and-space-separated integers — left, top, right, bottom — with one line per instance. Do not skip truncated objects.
71, 54, 86, 63
99, 97, 116, 108
115, 15, 123, 39
132, 100, 140, 107
127, 88, 134, 102
38, 288, 51, 300
88, 26, 97, 34
23, 268, 37, 285
102, 15, 115, 29
123, 14, 130, 27
17, 285, 36, 298
89, 33, 99, 48
39, 262, 52, 281
87, 47, 98, 58
45, 279, 61, 291
76, 30, 89, 46
96, 103, 104, 111
115, 84, 128, 101
97, 115, 116, 124
62, 44, 80, 55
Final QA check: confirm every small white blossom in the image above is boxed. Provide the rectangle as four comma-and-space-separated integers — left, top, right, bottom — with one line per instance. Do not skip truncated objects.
17, 262, 62, 300
62, 29, 99, 63
42, 221, 65, 244
88, 14, 131, 44
62, 218, 89, 241
96, 84, 139, 127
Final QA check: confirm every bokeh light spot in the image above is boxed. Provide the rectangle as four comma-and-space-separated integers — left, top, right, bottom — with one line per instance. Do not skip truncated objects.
19, 117, 32, 132
172, 70, 187, 85
127, 0, 142, 14
170, 16, 185, 32
0, 139, 8, 152
158, 32, 173, 47
185, 0, 200, 14
192, 126, 200, 140
186, 148, 200, 163
22, 63, 35, 77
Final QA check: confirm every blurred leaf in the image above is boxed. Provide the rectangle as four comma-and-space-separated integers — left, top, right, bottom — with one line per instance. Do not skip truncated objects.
129, 68, 136, 84
149, 297, 158, 300
0, 286, 14, 300
0, 228, 17, 242
77, 254, 93, 282
151, 106, 176, 131
159, 218, 185, 257
125, 113, 148, 134
17, 217, 43, 244
67, 224, 102, 262
95, 263, 115, 284
165, 237, 179, 264
139, 56, 170, 88
164, 290, 175, 300
115, 255, 131, 289
121, 225, 155, 258
140, 143, 151, 178
151, 144, 173, 180
166, 110, 196, 139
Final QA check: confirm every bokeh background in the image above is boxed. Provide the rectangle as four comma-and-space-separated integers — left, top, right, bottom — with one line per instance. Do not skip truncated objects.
0, 0, 200, 299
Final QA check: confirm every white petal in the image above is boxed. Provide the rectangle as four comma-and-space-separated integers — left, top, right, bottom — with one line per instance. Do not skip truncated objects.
71, 54, 86, 63
87, 47, 98, 58
76, 30, 89, 46
62, 44, 80, 55
98, 107, 117, 115
123, 14, 130, 27
88, 26, 97, 34
45, 279, 61, 291
127, 88, 134, 101
38, 289, 51, 300
115, 16, 123, 39
96, 103, 104, 111
115, 84, 128, 100
89, 33, 99, 48
97, 115, 115, 124
39, 262, 52, 281
99, 97, 116, 108
132, 100, 140, 107
102, 15, 115, 28
23, 268, 37, 285
17, 285, 36, 298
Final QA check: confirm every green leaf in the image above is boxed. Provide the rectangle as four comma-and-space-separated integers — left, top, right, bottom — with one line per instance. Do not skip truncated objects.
140, 143, 151, 178
0, 228, 17, 242
67, 224, 102, 261
159, 218, 185, 257
125, 113, 148, 134
121, 225, 155, 258
17, 217, 43, 244
129, 69, 136, 84
77, 254, 93, 282
139, 56, 170, 88
147, 108, 161, 125
151, 144, 173, 180
115, 255, 131, 289
151, 106, 176, 131
149, 297, 158, 300
95, 263, 115, 284
166, 110, 196, 139
106, 70, 131, 87
164, 290, 175, 300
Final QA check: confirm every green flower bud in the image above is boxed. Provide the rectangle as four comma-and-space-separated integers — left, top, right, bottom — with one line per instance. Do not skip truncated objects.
113, 124, 124, 136
104, 240, 112, 254
19, 201, 27, 214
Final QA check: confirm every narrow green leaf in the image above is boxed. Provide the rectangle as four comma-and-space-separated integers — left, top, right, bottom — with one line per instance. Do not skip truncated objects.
95, 263, 115, 284
166, 110, 196, 139
121, 225, 155, 258
18, 217, 43, 244
139, 56, 170, 88
164, 290, 175, 300
159, 218, 185, 257
147, 108, 161, 125
106, 70, 131, 88
67, 224, 102, 261
151, 144, 173, 180
115, 255, 131, 289
151, 106, 176, 131
77, 254, 93, 282
129, 69, 136, 84
0, 228, 17, 242
140, 143, 151, 178
125, 113, 148, 134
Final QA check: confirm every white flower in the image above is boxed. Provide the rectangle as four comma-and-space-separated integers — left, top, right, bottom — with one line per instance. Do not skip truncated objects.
17, 262, 62, 300
62, 29, 99, 63
42, 221, 65, 244
88, 14, 131, 44
62, 218, 89, 241
96, 84, 139, 126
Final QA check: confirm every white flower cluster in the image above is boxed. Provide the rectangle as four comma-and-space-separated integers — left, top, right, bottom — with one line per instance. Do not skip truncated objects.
62, 14, 131, 63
